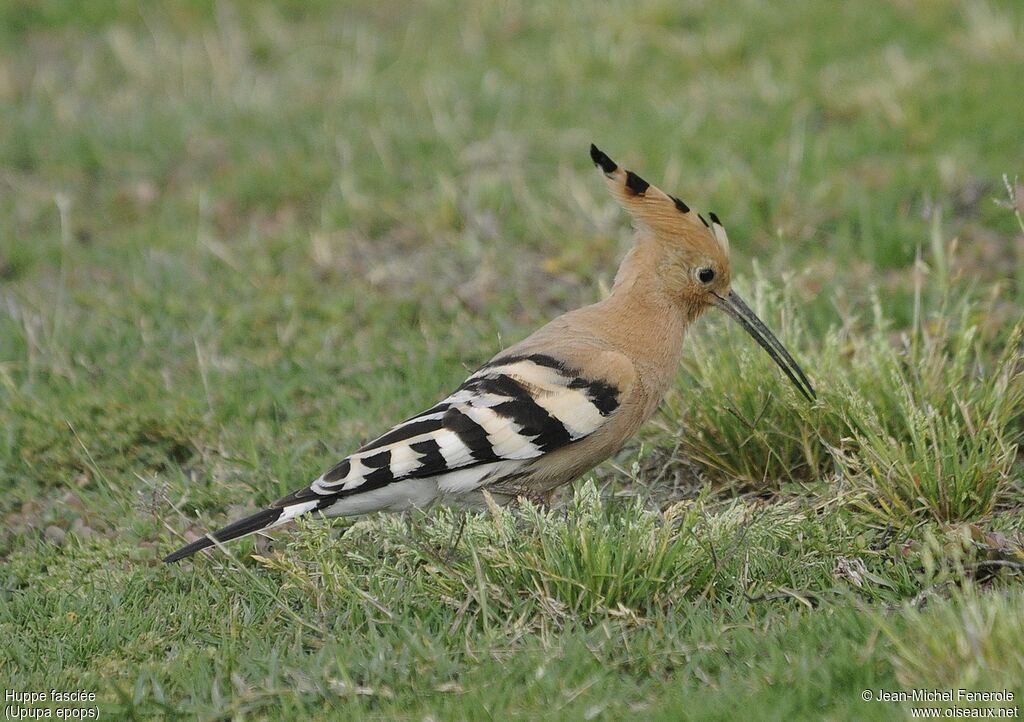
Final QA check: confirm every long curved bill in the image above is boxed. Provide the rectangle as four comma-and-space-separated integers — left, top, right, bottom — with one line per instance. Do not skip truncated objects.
710, 290, 816, 402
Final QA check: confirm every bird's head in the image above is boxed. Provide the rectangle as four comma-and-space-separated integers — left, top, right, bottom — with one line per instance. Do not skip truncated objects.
590, 144, 815, 402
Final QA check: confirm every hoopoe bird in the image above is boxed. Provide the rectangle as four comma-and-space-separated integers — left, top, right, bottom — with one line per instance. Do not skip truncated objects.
163, 145, 815, 563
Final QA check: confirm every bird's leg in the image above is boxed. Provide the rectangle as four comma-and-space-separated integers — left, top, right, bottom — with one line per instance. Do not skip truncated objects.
522, 489, 556, 511
443, 510, 468, 563
507, 487, 557, 510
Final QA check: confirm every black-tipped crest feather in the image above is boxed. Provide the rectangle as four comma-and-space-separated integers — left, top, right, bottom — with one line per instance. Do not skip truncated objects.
624, 171, 649, 196
589, 143, 617, 175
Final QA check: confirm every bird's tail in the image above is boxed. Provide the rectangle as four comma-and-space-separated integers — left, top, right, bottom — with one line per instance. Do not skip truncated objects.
162, 506, 287, 563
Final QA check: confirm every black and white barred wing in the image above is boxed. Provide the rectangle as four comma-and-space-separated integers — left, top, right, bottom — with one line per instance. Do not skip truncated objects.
162, 354, 621, 562
304, 353, 621, 501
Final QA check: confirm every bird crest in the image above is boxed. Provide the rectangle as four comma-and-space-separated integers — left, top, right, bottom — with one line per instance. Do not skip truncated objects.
589, 144, 729, 256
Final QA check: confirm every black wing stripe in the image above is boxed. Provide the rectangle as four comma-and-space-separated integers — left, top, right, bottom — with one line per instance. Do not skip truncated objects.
363, 466, 394, 487
443, 407, 500, 462
407, 401, 451, 421
360, 416, 445, 452
481, 353, 572, 376
360, 448, 395, 486
491, 398, 571, 452
271, 484, 320, 508
407, 438, 450, 478
321, 457, 351, 483
568, 377, 621, 416
362, 449, 391, 468
459, 372, 530, 399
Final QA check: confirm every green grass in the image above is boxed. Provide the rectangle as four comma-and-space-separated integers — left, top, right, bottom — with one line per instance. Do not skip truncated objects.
678, 240, 1024, 521
2, 0, 1024, 719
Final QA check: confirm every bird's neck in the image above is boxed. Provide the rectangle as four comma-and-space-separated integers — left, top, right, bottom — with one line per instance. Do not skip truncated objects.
578, 240, 692, 408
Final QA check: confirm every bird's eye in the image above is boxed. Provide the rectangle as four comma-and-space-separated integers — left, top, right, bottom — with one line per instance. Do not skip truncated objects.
697, 267, 715, 284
